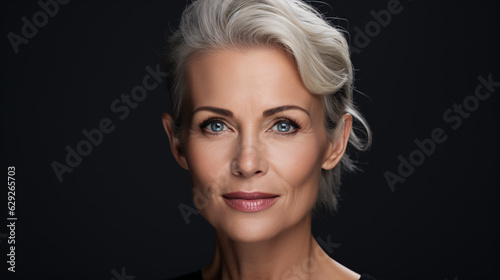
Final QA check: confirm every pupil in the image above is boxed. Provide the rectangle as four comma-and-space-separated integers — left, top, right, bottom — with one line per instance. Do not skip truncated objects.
211, 122, 222, 131
278, 123, 290, 132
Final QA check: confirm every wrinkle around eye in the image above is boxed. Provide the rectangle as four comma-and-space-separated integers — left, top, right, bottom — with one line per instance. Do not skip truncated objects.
191, 113, 315, 137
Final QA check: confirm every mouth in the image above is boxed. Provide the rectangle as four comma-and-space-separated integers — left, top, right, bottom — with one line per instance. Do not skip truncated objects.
222, 192, 279, 212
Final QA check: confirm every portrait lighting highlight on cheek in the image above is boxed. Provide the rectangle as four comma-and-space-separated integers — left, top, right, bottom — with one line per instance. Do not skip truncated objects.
175, 46, 335, 242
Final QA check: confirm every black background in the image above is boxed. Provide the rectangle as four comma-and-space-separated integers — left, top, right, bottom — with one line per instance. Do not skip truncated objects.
1, 0, 499, 279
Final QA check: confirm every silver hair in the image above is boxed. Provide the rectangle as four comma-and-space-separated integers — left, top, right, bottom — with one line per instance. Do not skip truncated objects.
164, 0, 371, 213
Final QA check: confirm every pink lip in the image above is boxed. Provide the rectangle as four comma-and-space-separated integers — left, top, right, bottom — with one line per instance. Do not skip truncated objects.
223, 192, 279, 212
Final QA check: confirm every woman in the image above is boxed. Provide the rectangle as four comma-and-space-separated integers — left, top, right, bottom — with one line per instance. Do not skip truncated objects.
162, 0, 374, 279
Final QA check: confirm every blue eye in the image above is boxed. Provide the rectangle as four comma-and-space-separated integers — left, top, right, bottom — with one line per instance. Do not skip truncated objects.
209, 121, 225, 132
198, 118, 229, 135
276, 122, 291, 132
272, 120, 298, 133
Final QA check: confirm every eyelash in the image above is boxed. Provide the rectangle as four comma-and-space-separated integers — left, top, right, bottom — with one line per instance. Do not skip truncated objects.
197, 117, 228, 136
197, 117, 302, 136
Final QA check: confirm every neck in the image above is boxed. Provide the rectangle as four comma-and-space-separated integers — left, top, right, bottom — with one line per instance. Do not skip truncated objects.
202, 214, 337, 280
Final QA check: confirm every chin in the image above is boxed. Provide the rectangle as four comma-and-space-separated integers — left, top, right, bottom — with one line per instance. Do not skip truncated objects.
204, 207, 288, 243
236, 218, 286, 243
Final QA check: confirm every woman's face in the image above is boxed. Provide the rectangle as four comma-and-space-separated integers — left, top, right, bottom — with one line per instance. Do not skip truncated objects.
165, 46, 347, 242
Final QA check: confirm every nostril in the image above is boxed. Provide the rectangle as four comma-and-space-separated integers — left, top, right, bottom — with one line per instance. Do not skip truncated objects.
230, 145, 267, 177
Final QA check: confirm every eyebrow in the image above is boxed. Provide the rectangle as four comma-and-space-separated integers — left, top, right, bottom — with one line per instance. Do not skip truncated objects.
192, 106, 233, 117
192, 105, 310, 118
262, 105, 310, 117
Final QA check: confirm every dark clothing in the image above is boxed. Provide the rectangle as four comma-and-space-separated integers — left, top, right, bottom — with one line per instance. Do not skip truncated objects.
168, 269, 378, 280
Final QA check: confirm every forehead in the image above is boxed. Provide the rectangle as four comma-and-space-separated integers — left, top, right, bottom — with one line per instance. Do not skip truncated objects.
185, 46, 323, 113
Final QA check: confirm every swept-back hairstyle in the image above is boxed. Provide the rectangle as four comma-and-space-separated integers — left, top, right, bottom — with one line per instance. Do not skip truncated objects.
164, 0, 371, 213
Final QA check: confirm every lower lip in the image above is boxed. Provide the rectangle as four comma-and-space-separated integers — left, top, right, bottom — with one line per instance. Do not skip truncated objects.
223, 197, 279, 212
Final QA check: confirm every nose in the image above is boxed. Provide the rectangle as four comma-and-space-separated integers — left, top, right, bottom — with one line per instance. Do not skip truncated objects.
231, 133, 268, 178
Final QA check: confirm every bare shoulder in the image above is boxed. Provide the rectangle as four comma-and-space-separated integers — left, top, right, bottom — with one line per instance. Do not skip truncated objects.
320, 257, 361, 280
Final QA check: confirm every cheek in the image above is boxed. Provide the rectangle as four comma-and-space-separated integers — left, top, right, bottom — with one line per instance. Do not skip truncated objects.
184, 136, 233, 208
185, 135, 232, 177
267, 134, 326, 206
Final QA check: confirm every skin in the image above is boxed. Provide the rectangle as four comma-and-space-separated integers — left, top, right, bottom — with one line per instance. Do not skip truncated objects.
162, 46, 358, 280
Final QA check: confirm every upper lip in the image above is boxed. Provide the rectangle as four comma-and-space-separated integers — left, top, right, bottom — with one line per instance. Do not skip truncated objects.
223, 192, 279, 199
